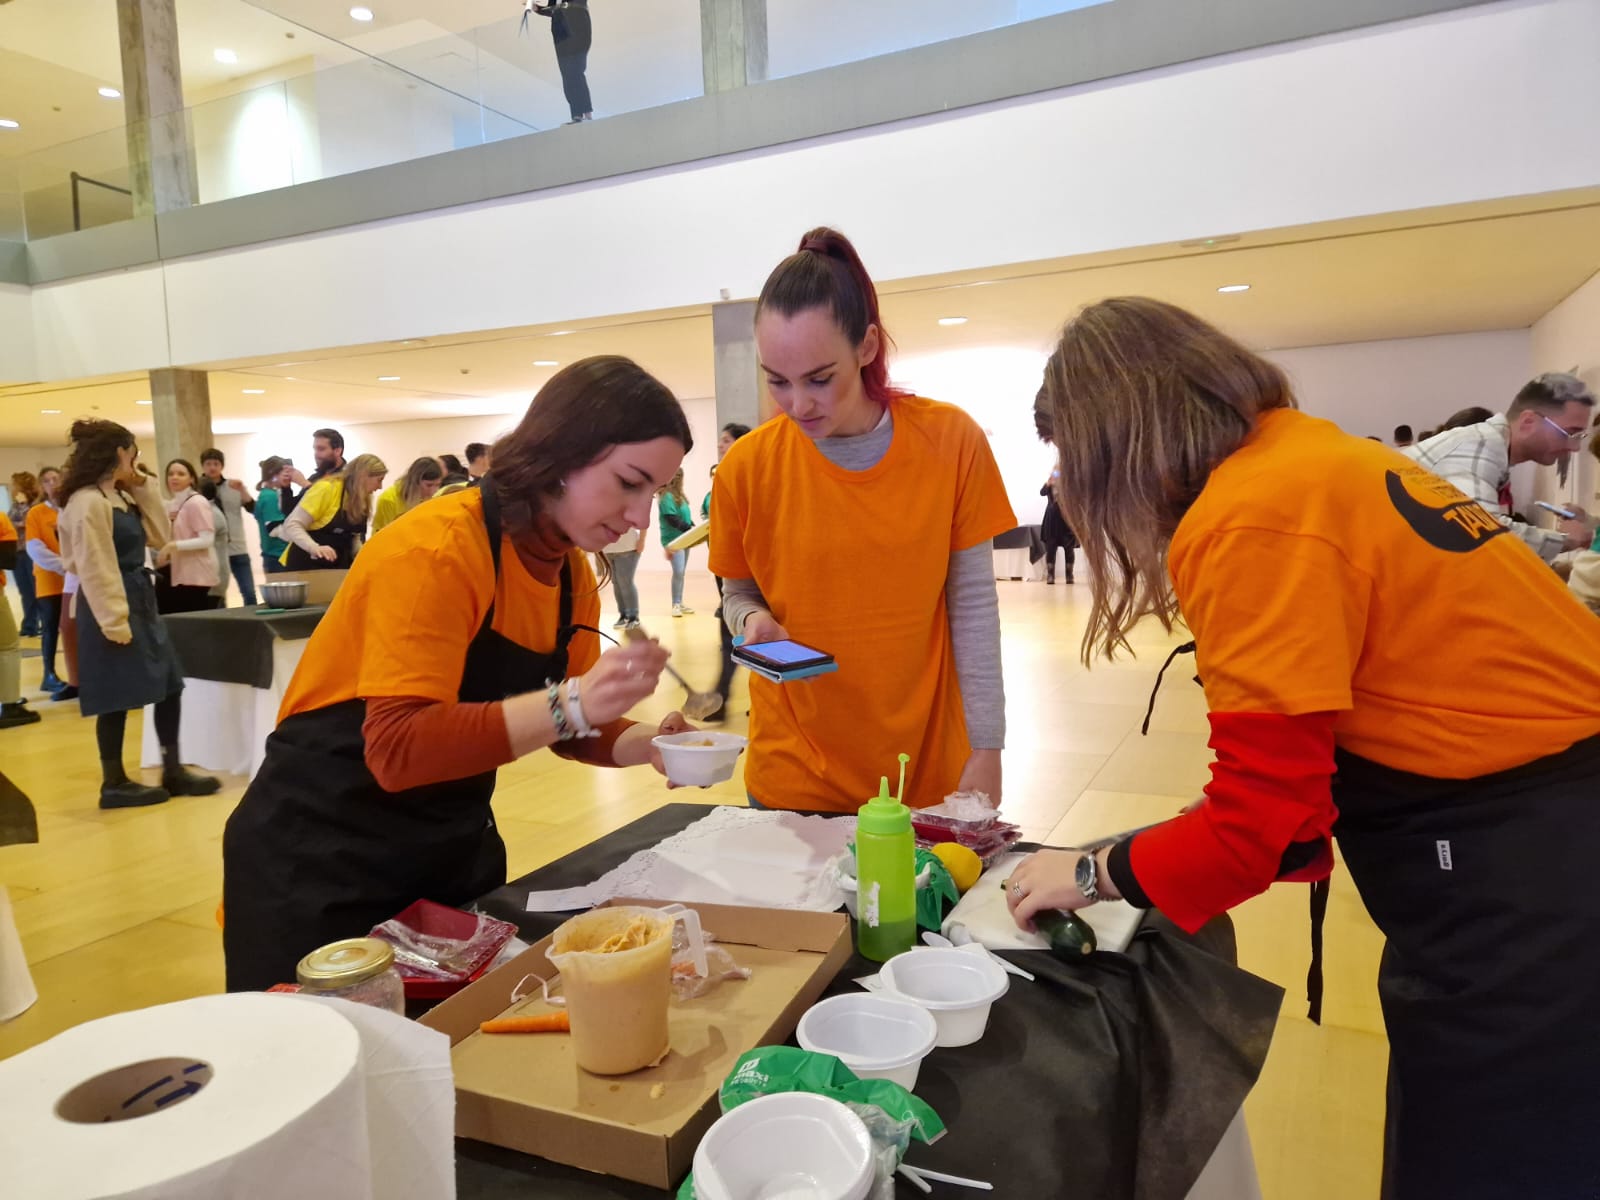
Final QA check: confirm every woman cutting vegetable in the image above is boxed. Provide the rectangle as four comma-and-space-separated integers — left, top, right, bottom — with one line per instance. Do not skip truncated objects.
1011, 297, 1600, 1199
709, 228, 1016, 811
278, 453, 387, 569
223, 358, 696, 991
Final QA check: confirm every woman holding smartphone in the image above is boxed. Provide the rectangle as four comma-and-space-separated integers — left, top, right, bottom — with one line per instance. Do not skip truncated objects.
709, 228, 1015, 812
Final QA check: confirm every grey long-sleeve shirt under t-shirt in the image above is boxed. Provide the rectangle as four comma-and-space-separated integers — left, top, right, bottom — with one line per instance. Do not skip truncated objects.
720, 411, 1006, 749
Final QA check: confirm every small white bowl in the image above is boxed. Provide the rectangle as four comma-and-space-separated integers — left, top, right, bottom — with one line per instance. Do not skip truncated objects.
651, 731, 748, 787
693, 1091, 875, 1200
878, 946, 1009, 1048
796, 993, 939, 1092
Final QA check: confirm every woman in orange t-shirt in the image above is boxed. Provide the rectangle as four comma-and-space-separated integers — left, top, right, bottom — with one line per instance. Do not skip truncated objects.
710, 229, 1016, 812
0, 512, 40, 729
1010, 297, 1600, 1199
222, 358, 697, 991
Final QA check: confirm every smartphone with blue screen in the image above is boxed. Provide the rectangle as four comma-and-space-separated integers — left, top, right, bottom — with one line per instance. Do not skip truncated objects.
732, 639, 835, 675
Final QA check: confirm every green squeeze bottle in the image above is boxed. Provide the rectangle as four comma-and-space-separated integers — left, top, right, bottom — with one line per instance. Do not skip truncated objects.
856, 775, 916, 962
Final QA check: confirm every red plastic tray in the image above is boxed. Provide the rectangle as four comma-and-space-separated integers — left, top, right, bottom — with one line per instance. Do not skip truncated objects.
369, 899, 519, 1001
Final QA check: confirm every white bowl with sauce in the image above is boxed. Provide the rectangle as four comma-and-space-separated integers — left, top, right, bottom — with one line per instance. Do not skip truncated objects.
651, 731, 748, 787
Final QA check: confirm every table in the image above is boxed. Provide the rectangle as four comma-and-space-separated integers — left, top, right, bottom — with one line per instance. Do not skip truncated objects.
139, 605, 326, 777
458, 804, 1281, 1200
993, 525, 1045, 581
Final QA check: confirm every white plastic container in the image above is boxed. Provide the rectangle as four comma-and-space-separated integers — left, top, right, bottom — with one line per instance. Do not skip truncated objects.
878, 945, 1009, 1048
650, 731, 748, 787
796, 993, 939, 1092
692, 1092, 875, 1200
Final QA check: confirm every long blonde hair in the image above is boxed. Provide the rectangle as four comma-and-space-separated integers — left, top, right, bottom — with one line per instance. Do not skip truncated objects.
1040, 296, 1294, 664
398, 456, 444, 510
333, 453, 388, 524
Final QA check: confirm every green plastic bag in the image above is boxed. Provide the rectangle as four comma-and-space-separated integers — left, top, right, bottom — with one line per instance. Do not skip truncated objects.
846, 842, 960, 932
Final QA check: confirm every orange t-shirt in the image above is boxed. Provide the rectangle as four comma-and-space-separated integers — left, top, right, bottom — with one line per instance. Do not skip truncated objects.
280, 488, 602, 722
1169, 408, 1600, 778
0, 512, 14, 591
24, 504, 64, 599
709, 397, 1017, 811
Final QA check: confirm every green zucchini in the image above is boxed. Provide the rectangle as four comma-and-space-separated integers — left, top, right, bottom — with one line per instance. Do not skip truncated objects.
1033, 909, 1097, 960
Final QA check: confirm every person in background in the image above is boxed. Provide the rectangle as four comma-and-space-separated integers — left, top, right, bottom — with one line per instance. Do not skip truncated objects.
254, 457, 292, 576
1415, 428, 1436, 441
0, 510, 40, 729
438, 453, 467, 478
372, 457, 444, 535
283, 429, 345, 516
156, 459, 219, 614
711, 227, 1016, 810
535, 0, 593, 124
200, 481, 232, 610
466, 442, 492, 481
222, 356, 692, 991
54, 571, 80, 702
1439, 405, 1494, 432
657, 469, 695, 617
7, 473, 41, 638
1566, 430, 1600, 615
1405, 373, 1596, 563
1039, 465, 1076, 585
701, 422, 752, 723
200, 449, 258, 606
1014, 296, 1600, 1200
24, 467, 67, 696
1392, 423, 1414, 447
279, 454, 387, 569
57, 420, 220, 809
601, 527, 641, 630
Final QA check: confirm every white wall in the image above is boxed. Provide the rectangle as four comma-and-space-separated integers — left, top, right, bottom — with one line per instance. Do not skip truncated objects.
1529, 269, 1600, 511
209, 396, 720, 584
0, 283, 37, 383
12, 0, 1600, 384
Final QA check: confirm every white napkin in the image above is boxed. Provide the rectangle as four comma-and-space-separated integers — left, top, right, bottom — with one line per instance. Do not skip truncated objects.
942, 852, 1144, 954
524, 807, 856, 913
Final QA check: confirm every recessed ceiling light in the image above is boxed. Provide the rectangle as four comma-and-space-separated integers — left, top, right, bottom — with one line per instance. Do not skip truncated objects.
349, 5, 374, 19
377, 375, 400, 382
98, 86, 122, 99
242, 388, 266, 395
136, 399, 152, 405
1217, 284, 1251, 294
41, 409, 61, 415
937, 316, 968, 326
532, 360, 559, 367
549, 330, 574, 336
214, 48, 238, 65
0, 119, 19, 130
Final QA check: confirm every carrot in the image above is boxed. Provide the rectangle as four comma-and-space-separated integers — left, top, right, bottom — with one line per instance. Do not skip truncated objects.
479, 1011, 571, 1034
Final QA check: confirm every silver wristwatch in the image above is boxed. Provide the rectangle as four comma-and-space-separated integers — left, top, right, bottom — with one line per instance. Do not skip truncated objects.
1074, 852, 1101, 903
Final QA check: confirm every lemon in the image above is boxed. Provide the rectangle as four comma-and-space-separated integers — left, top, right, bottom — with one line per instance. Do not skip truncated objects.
931, 843, 983, 893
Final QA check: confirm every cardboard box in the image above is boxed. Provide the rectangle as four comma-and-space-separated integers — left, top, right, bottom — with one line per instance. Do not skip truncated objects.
273, 568, 348, 605
420, 900, 852, 1190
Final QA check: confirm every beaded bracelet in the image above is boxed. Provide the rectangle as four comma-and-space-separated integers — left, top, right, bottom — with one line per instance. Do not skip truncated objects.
547, 682, 575, 741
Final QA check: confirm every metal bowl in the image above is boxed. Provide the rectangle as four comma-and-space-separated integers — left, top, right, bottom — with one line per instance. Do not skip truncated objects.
260, 580, 309, 610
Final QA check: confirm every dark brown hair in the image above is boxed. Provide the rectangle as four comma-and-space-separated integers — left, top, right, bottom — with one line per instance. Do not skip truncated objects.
58, 420, 137, 508
1041, 296, 1294, 664
756, 227, 906, 408
490, 356, 692, 542
9, 471, 40, 506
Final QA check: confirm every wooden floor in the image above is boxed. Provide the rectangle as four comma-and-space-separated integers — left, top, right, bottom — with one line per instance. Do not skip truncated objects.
0, 573, 1388, 1197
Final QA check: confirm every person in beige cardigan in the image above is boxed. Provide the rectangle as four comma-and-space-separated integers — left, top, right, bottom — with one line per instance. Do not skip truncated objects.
57, 420, 220, 809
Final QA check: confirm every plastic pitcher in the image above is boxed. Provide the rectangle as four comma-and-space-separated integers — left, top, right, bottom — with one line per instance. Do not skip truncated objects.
545, 904, 703, 1075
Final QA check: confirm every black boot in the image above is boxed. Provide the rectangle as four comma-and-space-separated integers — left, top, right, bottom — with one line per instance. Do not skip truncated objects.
99, 758, 168, 809
1046, 568, 1055, 585
161, 745, 221, 796
0, 701, 41, 729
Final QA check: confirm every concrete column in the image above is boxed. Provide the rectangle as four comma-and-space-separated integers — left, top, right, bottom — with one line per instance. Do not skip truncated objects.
712, 300, 775, 432
150, 368, 213, 472
701, 0, 768, 94
116, 0, 197, 216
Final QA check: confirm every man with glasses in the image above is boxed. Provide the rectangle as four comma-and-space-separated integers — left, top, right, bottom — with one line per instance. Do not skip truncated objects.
1407, 372, 1596, 563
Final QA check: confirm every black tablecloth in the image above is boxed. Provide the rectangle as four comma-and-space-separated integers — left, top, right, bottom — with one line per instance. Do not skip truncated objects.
459, 804, 1284, 1200
162, 605, 327, 688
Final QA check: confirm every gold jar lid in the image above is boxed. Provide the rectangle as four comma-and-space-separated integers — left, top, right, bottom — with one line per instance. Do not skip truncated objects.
296, 937, 395, 989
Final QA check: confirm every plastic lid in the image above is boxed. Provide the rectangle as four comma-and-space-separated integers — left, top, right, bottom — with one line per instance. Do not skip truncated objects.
296, 937, 395, 989
856, 776, 910, 837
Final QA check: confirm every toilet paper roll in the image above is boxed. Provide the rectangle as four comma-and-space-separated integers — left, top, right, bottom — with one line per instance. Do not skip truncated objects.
0, 992, 456, 1200
0, 885, 39, 1022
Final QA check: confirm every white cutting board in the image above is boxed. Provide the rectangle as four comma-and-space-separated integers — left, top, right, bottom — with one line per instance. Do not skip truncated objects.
942, 852, 1143, 954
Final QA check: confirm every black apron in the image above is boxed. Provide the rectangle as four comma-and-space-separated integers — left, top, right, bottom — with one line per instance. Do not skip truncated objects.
1333, 735, 1600, 1200
222, 485, 576, 992
283, 482, 360, 570
77, 503, 184, 718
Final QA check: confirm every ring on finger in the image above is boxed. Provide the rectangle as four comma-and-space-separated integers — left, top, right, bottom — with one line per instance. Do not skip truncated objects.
1011, 880, 1025, 898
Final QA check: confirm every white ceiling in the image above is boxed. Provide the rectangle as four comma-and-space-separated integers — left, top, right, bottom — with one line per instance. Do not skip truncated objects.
5, 194, 1598, 447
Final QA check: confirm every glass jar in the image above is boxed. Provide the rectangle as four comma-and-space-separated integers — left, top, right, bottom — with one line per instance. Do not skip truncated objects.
295, 937, 405, 1014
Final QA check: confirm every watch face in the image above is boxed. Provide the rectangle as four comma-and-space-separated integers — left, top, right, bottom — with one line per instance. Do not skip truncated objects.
1075, 854, 1095, 895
